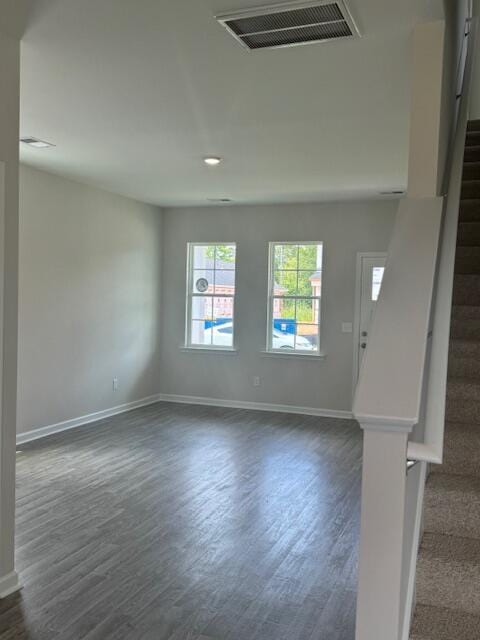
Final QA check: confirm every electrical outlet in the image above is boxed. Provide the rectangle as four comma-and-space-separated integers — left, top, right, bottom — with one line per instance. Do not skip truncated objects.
113, 377, 119, 392
253, 376, 261, 387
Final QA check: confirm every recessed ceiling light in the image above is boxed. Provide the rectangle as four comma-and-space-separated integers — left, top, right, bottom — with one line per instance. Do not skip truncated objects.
204, 157, 222, 166
20, 137, 55, 149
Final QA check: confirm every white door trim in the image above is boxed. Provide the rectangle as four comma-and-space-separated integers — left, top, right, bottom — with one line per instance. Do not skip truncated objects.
352, 252, 388, 399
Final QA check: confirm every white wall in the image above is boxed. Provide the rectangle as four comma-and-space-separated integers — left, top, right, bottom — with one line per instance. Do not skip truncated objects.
160, 201, 396, 414
17, 165, 163, 434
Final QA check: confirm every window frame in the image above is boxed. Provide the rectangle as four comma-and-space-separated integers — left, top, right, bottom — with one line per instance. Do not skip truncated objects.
185, 242, 237, 351
266, 241, 323, 356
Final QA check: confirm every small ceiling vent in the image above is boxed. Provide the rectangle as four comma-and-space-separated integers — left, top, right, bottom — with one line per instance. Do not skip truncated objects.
216, 1, 359, 51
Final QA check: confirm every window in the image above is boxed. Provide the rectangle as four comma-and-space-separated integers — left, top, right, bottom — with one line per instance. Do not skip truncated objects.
371, 266, 385, 301
267, 242, 323, 354
186, 243, 236, 349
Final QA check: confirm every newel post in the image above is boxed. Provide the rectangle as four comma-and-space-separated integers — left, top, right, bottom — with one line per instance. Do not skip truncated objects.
355, 421, 413, 640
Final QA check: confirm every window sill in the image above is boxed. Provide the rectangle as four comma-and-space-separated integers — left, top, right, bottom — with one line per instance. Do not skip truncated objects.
180, 346, 238, 355
260, 350, 326, 360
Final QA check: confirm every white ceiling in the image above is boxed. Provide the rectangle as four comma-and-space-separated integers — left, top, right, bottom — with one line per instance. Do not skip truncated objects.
20, 0, 444, 207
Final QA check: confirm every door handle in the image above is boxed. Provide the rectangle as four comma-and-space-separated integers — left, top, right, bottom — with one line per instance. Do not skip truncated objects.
361, 343, 367, 349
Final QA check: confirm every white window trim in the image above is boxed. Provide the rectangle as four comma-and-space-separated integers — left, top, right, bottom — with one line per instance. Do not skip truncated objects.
185, 242, 237, 351
266, 241, 323, 356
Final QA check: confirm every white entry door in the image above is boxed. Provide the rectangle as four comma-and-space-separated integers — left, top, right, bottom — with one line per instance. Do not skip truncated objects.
354, 253, 387, 385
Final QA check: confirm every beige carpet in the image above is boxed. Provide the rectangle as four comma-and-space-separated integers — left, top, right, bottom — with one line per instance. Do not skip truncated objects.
410, 120, 480, 638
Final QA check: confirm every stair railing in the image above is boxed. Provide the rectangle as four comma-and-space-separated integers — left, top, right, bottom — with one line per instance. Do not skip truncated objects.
408, 13, 476, 465
353, 10, 476, 640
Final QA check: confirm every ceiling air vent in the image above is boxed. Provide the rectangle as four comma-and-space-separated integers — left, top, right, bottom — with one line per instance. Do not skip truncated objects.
216, 0, 359, 51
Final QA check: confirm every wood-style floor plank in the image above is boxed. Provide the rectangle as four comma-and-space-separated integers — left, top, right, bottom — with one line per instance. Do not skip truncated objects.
2, 402, 361, 639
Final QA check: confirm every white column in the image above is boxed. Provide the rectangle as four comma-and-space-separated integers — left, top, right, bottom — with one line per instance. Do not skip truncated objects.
407, 21, 446, 198
0, 10, 25, 597
355, 424, 412, 640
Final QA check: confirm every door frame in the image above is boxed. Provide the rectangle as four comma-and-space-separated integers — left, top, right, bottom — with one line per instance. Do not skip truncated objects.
352, 252, 387, 397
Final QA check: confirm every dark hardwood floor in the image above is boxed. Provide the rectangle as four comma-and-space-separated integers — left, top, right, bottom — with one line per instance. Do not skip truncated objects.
2, 402, 361, 639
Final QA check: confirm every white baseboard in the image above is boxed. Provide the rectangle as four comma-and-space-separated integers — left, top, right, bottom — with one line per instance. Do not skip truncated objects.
16, 394, 163, 445
17, 392, 353, 446
0, 571, 21, 598
158, 393, 353, 420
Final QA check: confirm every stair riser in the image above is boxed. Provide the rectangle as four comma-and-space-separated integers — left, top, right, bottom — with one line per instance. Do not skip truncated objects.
446, 396, 480, 424
450, 339, 480, 360
416, 556, 480, 616
455, 257, 480, 274
464, 147, 480, 162
448, 357, 480, 378
411, 604, 480, 640
468, 121, 480, 132
424, 485, 480, 539
463, 164, 480, 181
457, 223, 480, 246
459, 202, 480, 222
450, 318, 480, 339
453, 276, 480, 306
446, 380, 480, 423
461, 182, 480, 200
465, 134, 480, 147
440, 425, 480, 478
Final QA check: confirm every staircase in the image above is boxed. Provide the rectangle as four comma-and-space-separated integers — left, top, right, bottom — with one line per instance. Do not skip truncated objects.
410, 120, 480, 639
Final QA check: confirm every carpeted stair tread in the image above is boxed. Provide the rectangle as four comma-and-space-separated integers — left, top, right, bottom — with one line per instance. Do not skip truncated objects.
410, 603, 480, 640
440, 421, 480, 477
453, 274, 480, 306
415, 533, 480, 616
446, 378, 480, 424
424, 472, 480, 539
411, 119, 480, 638
448, 337, 480, 378
451, 305, 480, 339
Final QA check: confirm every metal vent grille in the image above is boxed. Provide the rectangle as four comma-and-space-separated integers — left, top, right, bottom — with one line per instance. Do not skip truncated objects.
216, 1, 359, 51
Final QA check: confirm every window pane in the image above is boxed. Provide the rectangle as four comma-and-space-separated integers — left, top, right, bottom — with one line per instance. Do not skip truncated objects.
274, 244, 298, 270
272, 319, 296, 350
192, 269, 214, 294
297, 270, 320, 297
372, 267, 385, 301
192, 245, 210, 269
298, 244, 322, 270
190, 320, 211, 346
191, 296, 213, 321
214, 244, 236, 269
274, 270, 297, 296
212, 320, 234, 347
272, 297, 295, 322
295, 324, 319, 352
296, 299, 319, 324
213, 269, 236, 296
212, 297, 234, 321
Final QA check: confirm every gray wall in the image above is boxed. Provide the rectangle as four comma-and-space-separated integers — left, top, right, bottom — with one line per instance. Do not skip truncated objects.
160, 201, 397, 413
17, 165, 163, 434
